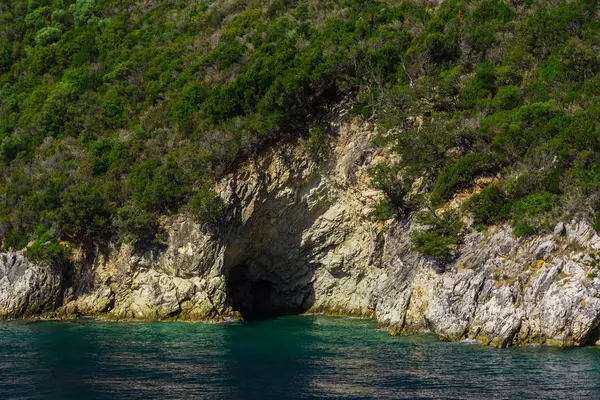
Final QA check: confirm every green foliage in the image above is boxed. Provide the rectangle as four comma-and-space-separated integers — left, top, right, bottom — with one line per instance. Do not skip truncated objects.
350, 102, 373, 118
372, 197, 396, 222
365, 0, 600, 240
411, 210, 464, 264
593, 212, 600, 232
464, 185, 510, 229
187, 184, 224, 227
172, 84, 207, 124
55, 183, 112, 244
114, 205, 161, 251
35, 26, 62, 46
2, 0, 600, 250
511, 192, 558, 237
24, 240, 72, 268
0, 135, 25, 164
128, 158, 187, 213
0, 41, 12, 74
307, 126, 327, 157
492, 85, 523, 111
369, 163, 412, 216
430, 153, 497, 207
28, 0, 47, 12
2, 229, 30, 251
71, 0, 95, 27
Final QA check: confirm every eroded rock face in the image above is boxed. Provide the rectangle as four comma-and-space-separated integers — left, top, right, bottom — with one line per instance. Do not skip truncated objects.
4, 115, 600, 347
56, 114, 383, 322
0, 254, 63, 318
377, 223, 600, 347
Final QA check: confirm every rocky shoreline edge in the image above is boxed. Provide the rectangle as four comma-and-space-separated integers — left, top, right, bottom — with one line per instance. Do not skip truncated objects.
3, 118, 600, 348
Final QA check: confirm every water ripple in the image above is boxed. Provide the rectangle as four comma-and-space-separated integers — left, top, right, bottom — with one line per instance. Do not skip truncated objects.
0, 317, 599, 399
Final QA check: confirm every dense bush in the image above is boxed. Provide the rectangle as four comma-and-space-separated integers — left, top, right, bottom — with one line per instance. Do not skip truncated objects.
0, 0, 599, 264
369, 164, 412, 216
372, 198, 397, 222
114, 205, 161, 251
24, 239, 72, 270
306, 126, 327, 157
128, 158, 187, 213
55, 183, 112, 244
187, 184, 224, 228
35, 26, 62, 46
359, 0, 600, 258
510, 192, 558, 237
464, 185, 510, 229
411, 210, 464, 264
492, 85, 523, 111
430, 153, 497, 207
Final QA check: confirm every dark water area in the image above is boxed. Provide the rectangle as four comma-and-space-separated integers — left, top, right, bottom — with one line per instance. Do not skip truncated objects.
0, 316, 599, 399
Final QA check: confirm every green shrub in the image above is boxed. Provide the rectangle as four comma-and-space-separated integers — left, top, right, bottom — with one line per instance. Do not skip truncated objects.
56, 183, 112, 243
71, 0, 95, 27
114, 205, 161, 251
510, 191, 558, 237
51, 9, 69, 28
470, 0, 514, 22
28, 0, 47, 11
464, 185, 510, 229
411, 210, 463, 264
0, 40, 11, 74
187, 184, 224, 227
431, 153, 497, 207
0, 135, 25, 164
88, 140, 128, 176
203, 43, 245, 70
101, 89, 126, 129
2, 229, 29, 251
504, 172, 545, 199
307, 126, 327, 156
2, 0, 600, 252
372, 198, 396, 222
35, 27, 62, 46
24, 239, 72, 269
128, 158, 187, 213
511, 191, 558, 217
369, 163, 412, 216
422, 32, 459, 64
172, 83, 207, 124
593, 212, 600, 232
492, 85, 523, 110
472, 62, 497, 94
350, 102, 373, 118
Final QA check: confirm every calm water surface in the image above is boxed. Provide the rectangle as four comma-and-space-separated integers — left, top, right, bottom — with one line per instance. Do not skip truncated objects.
0, 316, 599, 399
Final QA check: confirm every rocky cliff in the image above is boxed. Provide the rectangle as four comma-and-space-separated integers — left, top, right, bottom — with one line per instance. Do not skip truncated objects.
3, 112, 600, 348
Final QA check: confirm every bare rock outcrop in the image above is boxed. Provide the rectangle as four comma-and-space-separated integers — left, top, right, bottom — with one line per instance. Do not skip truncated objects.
0, 253, 63, 318
377, 222, 600, 347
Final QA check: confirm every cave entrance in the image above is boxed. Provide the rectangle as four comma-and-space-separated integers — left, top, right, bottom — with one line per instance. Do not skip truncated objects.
226, 264, 314, 320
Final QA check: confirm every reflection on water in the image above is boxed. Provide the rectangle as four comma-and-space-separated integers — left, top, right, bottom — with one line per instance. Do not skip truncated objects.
0, 316, 600, 399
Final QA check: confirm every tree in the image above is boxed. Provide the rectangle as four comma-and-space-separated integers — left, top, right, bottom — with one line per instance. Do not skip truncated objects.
128, 158, 187, 213
35, 27, 62, 46
56, 183, 112, 243
187, 183, 224, 227
71, 0, 95, 27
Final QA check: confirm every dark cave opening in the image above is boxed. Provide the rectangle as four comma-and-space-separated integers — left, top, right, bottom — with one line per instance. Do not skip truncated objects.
226, 264, 314, 320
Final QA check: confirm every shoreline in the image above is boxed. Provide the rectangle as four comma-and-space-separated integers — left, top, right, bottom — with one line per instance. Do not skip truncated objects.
3, 313, 600, 350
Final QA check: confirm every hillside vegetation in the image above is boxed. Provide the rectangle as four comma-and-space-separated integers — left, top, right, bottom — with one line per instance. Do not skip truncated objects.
1, 0, 600, 264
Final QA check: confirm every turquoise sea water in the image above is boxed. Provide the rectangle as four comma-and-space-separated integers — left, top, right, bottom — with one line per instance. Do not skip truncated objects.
1, 316, 599, 399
